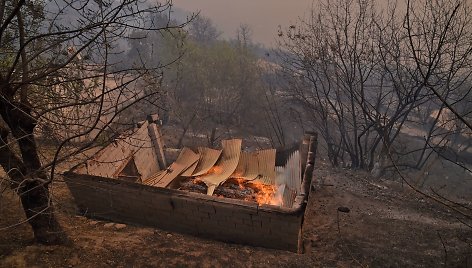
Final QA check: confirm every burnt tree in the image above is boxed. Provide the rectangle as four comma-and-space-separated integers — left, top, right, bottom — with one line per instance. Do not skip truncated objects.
0, 0, 191, 244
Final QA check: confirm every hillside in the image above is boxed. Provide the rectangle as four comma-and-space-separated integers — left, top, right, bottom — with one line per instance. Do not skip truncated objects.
1, 160, 470, 267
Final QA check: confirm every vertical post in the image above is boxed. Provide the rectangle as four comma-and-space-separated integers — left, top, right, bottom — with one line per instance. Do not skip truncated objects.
147, 114, 167, 170
306, 133, 318, 193
298, 132, 318, 254
308, 133, 318, 165
299, 131, 316, 177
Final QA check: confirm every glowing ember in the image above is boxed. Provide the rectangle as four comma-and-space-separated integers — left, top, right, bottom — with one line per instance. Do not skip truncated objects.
248, 181, 276, 205
234, 178, 280, 206
233, 177, 246, 190
180, 177, 284, 207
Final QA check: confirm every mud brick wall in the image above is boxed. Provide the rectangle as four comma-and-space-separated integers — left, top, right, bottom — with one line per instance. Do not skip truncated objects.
65, 133, 318, 252
64, 173, 304, 252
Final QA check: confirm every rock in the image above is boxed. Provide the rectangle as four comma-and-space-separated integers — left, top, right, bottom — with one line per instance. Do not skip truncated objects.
115, 224, 127, 230
104, 223, 115, 228
166, 233, 173, 238
337, 207, 350, 213
89, 220, 99, 226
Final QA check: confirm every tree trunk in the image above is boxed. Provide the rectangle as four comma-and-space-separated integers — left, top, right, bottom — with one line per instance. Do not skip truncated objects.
0, 99, 67, 245
0, 132, 67, 244
18, 180, 67, 244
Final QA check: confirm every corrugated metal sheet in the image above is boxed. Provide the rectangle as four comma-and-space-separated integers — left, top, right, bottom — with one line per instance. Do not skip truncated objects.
199, 139, 242, 195
275, 166, 285, 186
143, 169, 165, 186
270, 183, 296, 208
284, 150, 301, 194
176, 148, 200, 168
80, 131, 135, 178
274, 150, 300, 208
80, 121, 160, 179
143, 163, 183, 187
231, 149, 276, 184
254, 149, 276, 185
132, 124, 162, 179
282, 186, 297, 208
231, 152, 259, 180
191, 147, 222, 176
144, 147, 199, 188
180, 161, 198, 177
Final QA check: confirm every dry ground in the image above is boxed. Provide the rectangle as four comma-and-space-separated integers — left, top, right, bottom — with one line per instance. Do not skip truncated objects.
1, 160, 471, 267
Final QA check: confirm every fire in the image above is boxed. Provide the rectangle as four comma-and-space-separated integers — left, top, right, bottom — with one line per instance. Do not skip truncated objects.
190, 176, 284, 207
233, 177, 246, 189
206, 165, 223, 175
231, 179, 281, 206
248, 181, 277, 206
271, 184, 284, 206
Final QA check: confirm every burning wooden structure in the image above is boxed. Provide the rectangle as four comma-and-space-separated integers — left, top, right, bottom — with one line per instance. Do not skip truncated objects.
64, 115, 318, 252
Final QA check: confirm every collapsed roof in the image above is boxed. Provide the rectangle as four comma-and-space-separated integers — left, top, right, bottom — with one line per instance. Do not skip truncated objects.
75, 116, 302, 208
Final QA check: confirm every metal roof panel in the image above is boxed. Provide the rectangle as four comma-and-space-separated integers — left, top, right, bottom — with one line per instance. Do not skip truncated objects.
191, 147, 222, 176
199, 139, 242, 195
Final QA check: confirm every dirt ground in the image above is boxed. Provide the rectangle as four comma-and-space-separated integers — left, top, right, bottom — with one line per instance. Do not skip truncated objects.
1, 160, 471, 268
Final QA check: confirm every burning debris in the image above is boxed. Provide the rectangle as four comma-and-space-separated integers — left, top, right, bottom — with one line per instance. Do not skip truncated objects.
143, 138, 301, 208
179, 177, 280, 206
65, 119, 318, 252
74, 116, 303, 208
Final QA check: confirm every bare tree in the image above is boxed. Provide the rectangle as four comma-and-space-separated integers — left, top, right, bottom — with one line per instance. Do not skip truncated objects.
275, 0, 472, 228
278, 0, 396, 169
0, 0, 191, 244
277, 0, 472, 178
404, 0, 472, 166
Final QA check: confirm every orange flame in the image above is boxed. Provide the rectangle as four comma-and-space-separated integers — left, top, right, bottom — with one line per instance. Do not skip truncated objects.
231, 178, 281, 206
248, 181, 277, 206
194, 175, 283, 206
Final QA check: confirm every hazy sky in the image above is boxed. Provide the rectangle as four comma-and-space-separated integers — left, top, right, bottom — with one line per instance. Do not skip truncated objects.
172, 0, 314, 47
